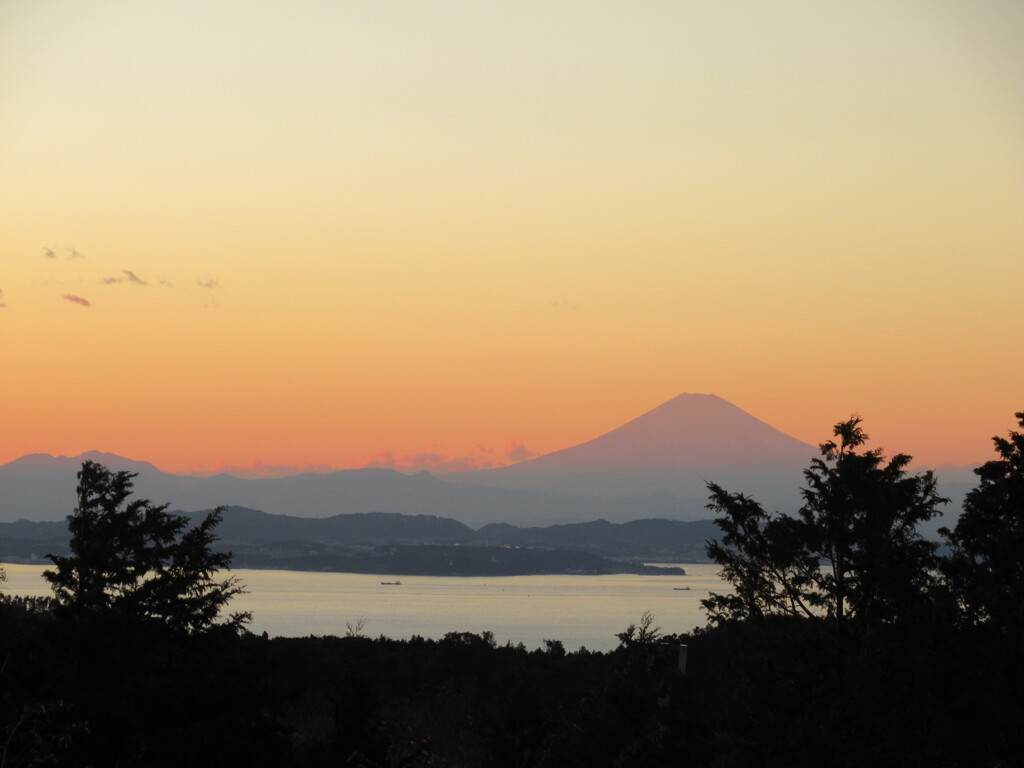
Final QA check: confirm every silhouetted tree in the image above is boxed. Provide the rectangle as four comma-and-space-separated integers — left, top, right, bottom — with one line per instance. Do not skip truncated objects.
941, 411, 1024, 630
797, 417, 946, 626
704, 417, 946, 628
702, 485, 820, 623
615, 610, 663, 647
44, 460, 248, 633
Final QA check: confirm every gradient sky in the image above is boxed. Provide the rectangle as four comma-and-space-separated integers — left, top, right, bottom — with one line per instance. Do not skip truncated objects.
2, 0, 1022, 475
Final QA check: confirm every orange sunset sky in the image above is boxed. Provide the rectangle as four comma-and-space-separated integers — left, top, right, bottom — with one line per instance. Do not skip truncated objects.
2, 1, 1022, 476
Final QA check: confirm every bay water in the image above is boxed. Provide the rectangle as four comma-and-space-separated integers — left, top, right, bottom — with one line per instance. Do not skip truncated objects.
2, 563, 725, 652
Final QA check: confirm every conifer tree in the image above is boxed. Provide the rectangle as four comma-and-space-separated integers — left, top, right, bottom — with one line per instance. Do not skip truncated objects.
44, 460, 248, 632
704, 417, 946, 627
941, 411, 1024, 630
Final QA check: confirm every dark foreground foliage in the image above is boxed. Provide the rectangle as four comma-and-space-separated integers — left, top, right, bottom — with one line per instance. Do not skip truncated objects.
1, 601, 1021, 767
2, 412, 1022, 766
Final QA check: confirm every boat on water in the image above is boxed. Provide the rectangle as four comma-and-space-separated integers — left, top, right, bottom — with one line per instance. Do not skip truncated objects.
673, 586, 691, 591
380, 581, 402, 586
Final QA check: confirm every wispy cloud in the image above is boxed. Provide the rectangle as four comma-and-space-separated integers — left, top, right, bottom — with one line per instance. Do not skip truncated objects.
42, 245, 86, 260
158, 277, 174, 287
359, 448, 497, 474
102, 269, 149, 286
197, 279, 220, 289
505, 442, 539, 462
123, 269, 147, 285
62, 294, 91, 307
180, 445, 541, 479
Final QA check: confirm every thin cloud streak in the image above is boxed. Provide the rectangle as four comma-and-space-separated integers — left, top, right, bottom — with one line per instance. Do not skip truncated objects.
62, 294, 91, 307
180, 448, 543, 477
102, 269, 149, 286
362, 451, 495, 473
505, 442, 539, 462
123, 269, 147, 285
354, 440, 542, 474
358, 447, 498, 474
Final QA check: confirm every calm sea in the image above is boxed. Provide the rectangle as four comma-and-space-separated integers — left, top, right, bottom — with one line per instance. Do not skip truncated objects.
2, 563, 726, 652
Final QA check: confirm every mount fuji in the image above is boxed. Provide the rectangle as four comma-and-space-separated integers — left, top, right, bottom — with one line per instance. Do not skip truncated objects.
445, 393, 816, 506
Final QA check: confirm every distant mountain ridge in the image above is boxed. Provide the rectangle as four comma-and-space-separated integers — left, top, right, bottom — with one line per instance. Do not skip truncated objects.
0, 395, 970, 530
0, 508, 715, 572
0, 453, 693, 526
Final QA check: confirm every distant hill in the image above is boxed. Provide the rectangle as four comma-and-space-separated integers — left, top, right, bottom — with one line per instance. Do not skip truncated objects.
201, 507, 475, 546
0, 509, 711, 574
477, 518, 718, 562
0, 508, 472, 560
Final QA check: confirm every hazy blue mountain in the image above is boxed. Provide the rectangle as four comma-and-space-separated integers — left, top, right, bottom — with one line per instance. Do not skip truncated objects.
0, 453, 694, 526
0, 451, 162, 521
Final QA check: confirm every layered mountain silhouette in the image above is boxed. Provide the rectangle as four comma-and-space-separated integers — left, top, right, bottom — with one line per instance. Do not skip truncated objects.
0, 453, 689, 527
0, 395, 886, 527
0, 508, 716, 572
